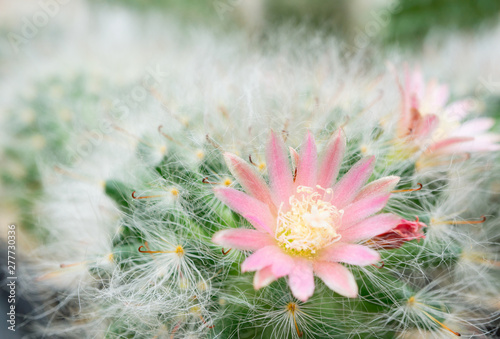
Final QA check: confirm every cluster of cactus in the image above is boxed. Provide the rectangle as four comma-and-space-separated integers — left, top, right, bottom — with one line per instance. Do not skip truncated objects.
1, 73, 118, 235
4, 17, 499, 339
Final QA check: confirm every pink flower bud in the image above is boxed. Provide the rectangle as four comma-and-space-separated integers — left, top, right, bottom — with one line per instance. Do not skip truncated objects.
371, 217, 426, 249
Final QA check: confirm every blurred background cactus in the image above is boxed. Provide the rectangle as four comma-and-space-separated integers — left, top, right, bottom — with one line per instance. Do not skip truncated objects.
1, 0, 500, 338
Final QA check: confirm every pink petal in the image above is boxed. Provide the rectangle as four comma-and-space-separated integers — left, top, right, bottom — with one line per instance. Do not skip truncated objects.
288, 258, 315, 302
294, 131, 317, 187
450, 118, 495, 137
371, 218, 426, 249
266, 131, 293, 208
392, 63, 411, 137
253, 266, 277, 289
241, 246, 295, 277
313, 261, 357, 298
224, 152, 276, 213
339, 213, 401, 242
426, 80, 449, 112
425, 136, 474, 154
331, 156, 375, 208
443, 99, 474, 120
414, 114, 439, 141
317, 129, 345, 189
478, 134, 500, 143
341, 194, 391, 228
212, 229, 275, 251
353, 176, 400, 202
408, 68, 425, 107
214, 187, 275, 234
244, 215, 277, 235
433, 136, 500, 154
399, 107, 422, 138
319, 243, 380, 266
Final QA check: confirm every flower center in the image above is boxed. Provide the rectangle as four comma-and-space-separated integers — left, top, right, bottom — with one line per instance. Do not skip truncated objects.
275, 185, 343, 257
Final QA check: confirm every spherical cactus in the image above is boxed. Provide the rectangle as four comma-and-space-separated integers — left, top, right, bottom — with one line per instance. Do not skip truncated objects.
4, 12, 499, 339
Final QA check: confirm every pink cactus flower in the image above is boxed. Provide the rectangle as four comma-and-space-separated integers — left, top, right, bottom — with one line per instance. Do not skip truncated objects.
396, 67, 500, 158
370, 217, 426, 250
212, 131, 402, 301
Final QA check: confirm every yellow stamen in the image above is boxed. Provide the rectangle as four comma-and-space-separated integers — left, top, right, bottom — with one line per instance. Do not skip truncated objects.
138, 242, 184, 257
248, 155, 267, 171
391, 183, 423, 193
286, 302, 303, 338
197, 281, 208, 291
407, 297, 461, 337
202, 177, 217, 185
276, 185, 343, 257
431, 216, 486, 225
196, 150, 205, 160
421, 311, 461, 337
131, 191, 166, 200
174, 245, 184, 256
